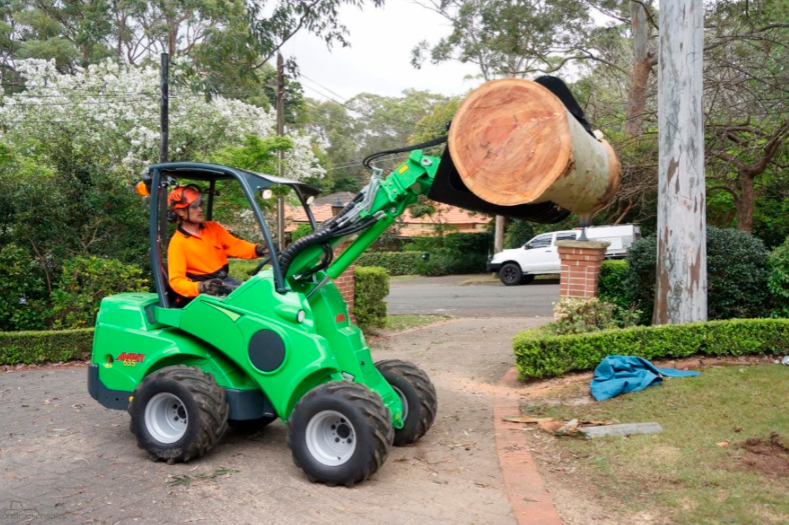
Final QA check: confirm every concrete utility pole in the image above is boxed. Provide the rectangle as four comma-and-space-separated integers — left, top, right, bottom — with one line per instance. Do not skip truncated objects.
159, 53, 169, 163
276, 53, 286, 251
654, 0, 707, 324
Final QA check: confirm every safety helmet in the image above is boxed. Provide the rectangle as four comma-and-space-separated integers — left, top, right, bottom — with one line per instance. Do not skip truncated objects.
168, 185, 202, 210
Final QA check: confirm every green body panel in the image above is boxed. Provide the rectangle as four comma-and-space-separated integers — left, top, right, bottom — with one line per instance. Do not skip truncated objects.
91, 151, 440, 426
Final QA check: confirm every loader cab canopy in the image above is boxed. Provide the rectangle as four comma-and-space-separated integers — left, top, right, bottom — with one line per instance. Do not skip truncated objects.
145, 162, 321, 308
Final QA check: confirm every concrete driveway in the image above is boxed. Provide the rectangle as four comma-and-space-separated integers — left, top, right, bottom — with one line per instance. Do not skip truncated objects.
386, 275, 559, 318
0, 317, 548, 525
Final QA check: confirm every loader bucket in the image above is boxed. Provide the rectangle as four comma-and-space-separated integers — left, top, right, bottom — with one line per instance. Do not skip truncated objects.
427, 147, 571, 224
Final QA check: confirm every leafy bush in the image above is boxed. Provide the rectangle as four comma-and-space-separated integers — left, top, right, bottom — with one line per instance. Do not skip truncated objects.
49, 256, 149, 329
768, 237, 789, 317
401, 233, 492, 275
356, 252, 423, 276
291, 223, 313, 242
598, 259, 630, 310
547, 297, 640, 335
623, 227, 770, 323
354, 266, 389, 330
514, 318, 789, 380
0, 328, 94, 365
0, 245, 51, 331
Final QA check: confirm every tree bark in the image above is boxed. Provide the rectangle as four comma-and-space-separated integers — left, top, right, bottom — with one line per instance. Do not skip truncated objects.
654, 0, 707, 325
736, 174, 755, 233
625, 2, 653, 137
494, 215, 505, 253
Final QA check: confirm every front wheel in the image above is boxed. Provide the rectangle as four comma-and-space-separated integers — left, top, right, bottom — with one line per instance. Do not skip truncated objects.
499, 262, 523, 285
287, 382, 394, 487
376, 360, 438, 446
128, 365, 229, 464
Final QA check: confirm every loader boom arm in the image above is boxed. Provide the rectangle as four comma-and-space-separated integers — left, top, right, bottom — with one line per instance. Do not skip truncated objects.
283, 149, 439, 285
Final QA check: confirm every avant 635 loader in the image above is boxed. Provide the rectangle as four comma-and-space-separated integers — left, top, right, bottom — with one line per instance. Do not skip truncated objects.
87, 77, 621, 486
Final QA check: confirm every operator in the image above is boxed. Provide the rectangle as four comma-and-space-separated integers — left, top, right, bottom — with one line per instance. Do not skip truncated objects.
167, 185, 267, 299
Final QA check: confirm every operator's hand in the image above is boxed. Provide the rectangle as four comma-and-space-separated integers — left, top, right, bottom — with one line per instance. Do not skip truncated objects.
255, 244, 267, 257
198, 278, 225, 296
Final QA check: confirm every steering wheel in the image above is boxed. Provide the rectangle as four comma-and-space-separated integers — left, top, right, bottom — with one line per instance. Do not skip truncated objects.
248, 256, 271, 276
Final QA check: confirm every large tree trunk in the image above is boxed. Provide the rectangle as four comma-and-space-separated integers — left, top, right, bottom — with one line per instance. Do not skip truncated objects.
625, 2, 653, 137
654, 0, 707, 325
736, 174, 755, 233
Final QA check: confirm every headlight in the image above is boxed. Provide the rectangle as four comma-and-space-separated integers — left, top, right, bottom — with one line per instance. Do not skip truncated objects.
296, 309, 305, 323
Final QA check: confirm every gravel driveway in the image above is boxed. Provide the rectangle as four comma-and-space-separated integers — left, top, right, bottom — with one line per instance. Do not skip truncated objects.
0, 317, 547, 525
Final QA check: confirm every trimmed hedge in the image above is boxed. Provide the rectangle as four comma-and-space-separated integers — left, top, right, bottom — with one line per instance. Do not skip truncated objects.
0, 328, 94, 365
356, 252, 422, 276
514, 318, 789, 380
354, 266, 389, 330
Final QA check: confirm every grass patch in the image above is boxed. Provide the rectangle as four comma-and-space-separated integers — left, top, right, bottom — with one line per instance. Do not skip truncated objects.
527, 365, 789, 524
384, 314, 453, 332
390, 275, 420, 282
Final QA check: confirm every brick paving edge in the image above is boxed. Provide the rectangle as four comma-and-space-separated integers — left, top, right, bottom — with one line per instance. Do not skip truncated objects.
494, 367, 563, 525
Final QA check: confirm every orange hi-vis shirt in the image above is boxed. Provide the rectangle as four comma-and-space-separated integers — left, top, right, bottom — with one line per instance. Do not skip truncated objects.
167, 221, 258, 298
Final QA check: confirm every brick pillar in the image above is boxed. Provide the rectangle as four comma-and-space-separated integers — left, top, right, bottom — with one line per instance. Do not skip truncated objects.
556, 240, 610, 299
332, 240, 356, 322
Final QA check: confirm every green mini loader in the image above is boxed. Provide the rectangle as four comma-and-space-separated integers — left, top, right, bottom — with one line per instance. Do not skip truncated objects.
88, 77, 604, 486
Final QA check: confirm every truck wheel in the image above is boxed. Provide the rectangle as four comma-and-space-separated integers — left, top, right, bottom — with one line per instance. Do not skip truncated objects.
499, 262, 523, 285
375, 360, 437, 446
128, 365, 228, 464
287, 382, 394, 487
520, 274, 535, 284
228, 416, 277, 434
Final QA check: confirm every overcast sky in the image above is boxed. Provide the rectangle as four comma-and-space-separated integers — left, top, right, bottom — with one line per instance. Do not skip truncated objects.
282, 1, 482, 102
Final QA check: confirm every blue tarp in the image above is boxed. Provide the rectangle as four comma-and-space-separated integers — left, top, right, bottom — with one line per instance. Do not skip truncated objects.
590, 355, 700, 401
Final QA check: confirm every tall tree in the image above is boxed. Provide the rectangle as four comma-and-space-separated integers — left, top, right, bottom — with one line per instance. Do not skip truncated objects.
654, 0, 706, 324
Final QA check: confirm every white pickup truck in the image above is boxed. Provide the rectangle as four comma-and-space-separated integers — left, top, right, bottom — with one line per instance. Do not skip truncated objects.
487, 224, 641, 285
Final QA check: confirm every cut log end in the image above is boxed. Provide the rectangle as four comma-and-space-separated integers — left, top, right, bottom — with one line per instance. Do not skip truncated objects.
449, 79, 571, 207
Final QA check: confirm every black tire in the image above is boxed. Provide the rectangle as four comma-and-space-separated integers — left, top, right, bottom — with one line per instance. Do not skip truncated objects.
499, 262, 523, 285
128, 365, 229, 464
375, 360, 438, 446
228, 416, 277, 434
287, 381, 394, 487
520, 274, 535, 285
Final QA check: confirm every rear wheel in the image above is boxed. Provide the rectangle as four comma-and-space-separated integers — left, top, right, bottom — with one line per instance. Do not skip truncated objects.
499, 262, 523, 285
287, 382, 393, 487
375, 360, 437, 446
129, 365, 228, 464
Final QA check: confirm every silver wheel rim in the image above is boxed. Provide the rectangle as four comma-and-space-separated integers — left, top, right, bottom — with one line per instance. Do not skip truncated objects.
305, 410, 357, 466
144, 392, 188, 444
392, 385, 409, 422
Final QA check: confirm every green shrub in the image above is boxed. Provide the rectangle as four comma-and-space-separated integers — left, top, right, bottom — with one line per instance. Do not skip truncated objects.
514, 318, 789, 380
49, 256, 148, 329
0, 328, 94, 365
354, 266, 389, 330
624, 227, 771, 322
291, 223, 313, 242
404, 232, 492, 275
768, 238, 789, 317
598, 259, 630, 310
0, 244, 51, 331
356, 252, 423, 276
547, 297, 640, 335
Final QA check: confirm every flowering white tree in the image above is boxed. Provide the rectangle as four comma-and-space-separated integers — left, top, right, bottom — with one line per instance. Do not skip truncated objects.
0, 59, 325, 181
